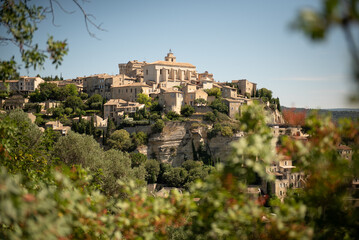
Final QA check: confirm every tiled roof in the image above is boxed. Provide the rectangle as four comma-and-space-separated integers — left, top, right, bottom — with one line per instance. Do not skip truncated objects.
146, 60, 196, 68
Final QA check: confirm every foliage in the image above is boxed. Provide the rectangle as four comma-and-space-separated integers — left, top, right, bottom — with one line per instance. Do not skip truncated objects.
282, 108, 307, 126
166, 111, 180, 120
86, 94, 103, 109
204, 111, 216, 122
258, 88, 273, 101
64, 95, 85, 110
181, 105, 195, 117
150, 101, 163, 113
108, 129, 133, 152
152, 119, 165, 133
205, 88, 222, 98
131, 131, 148, 147
137, 93, 153, 108
162, 167, 188, 188
194, 98, 207, 106
210, 98, 228, 114
145, 159, 160, 183
130, 152, 147, 168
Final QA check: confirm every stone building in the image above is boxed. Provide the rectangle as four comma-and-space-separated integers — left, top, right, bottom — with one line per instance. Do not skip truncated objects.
143, 52, 197, 90
183, 84, 208, 106
111, 82, 150, 102
3, 95, 29, 110
266, 155, 306, 199
45, 121, 71, 135
158, 88, 184, 114
222, 85, 237, 99
83, 74, 134, 99
118, 60, 147, 80
104, 98, 145, 124
232, 79, 257, 97
223, 98, 245, 118
0, 76, 44, 93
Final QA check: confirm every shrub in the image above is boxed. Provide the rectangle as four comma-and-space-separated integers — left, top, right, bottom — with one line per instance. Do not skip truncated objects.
180, 105, 195, 117
132, 131, 148, 146
162, 167, 188, 187
108, 129, 133, 152
130, 152, 147, 168
145, 159, 160, 183
152, 119, 164, 133
166, 111, 180, 120
204, 112, 216, 122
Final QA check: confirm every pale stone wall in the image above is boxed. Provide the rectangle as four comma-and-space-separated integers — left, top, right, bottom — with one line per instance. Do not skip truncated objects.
158, 91, 183, 114
111, 83, 150, 102
232, 79, 257, 97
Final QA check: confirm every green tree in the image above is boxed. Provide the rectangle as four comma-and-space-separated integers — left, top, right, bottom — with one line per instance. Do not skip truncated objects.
152, 119, 165, 133
64, 96, 84, 110
205, 88, 222, 98
131, 131, 148, 147
86, 94, 103, 109
145, 159, 160, 183
108, 129, 133, 152
137, 93, 152, 108
181, 105, 195, 117
258, 88, 273, 101
210, 98, 228, 114
130, 152, 147, 168
162, 167, 188, 187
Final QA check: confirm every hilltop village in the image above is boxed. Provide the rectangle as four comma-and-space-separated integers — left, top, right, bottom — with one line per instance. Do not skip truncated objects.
0, 52, 355, 200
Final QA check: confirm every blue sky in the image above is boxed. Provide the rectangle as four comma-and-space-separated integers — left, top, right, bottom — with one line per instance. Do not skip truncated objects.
1, 0, 358, 109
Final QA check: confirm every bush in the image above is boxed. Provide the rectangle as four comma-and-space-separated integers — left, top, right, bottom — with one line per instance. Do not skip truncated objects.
180, 105, 195, 117
130, 152, 147, 168
210, 98, 228, 114
162, 167, 188, 187
132, 131, 148, 147
108, 129, 133, 152
204, 112, 216, 122
152, 119, 164, 133
221, 126, 233, 137
145, 159, 160, 183
166, 111, 180, 120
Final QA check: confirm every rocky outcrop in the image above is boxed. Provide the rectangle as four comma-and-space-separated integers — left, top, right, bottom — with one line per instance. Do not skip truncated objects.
146, 121, 244, 166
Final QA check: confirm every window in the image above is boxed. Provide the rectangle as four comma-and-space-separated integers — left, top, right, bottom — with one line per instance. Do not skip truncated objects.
146, 70, 148, 75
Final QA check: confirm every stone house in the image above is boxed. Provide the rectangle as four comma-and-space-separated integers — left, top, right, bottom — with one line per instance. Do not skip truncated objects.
3, 95, 29, 110
111, 82, 150, 102
222, 85, 237, 99
104, 99, 145, 124
0, 76, 44, 93
45, 121, 70, 135
183, 88, 208, 106
158, 88, 184, 114
232, 79, 257, 97
266, 155, 306, 199
83, 73, 134, 99
118, 60, 147, 80
223, 98, 245, 118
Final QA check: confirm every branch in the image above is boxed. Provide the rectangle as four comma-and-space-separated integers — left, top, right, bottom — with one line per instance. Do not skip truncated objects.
72, 0, 106, 39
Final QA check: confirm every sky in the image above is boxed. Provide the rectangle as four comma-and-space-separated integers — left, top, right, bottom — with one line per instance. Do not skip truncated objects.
1, 0, 358, 109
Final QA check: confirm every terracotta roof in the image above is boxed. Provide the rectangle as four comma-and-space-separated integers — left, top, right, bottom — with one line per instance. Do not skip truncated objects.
337, 145, 352, 150
146, 60, 196, 68
104, 99, 127, 105
112, 83, 149, 88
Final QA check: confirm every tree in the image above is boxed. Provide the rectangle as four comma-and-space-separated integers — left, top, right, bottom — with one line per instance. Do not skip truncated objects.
282, 108, 307, 126
205, 88, 222, 98
131, 131, 148, 147
258, 88, 272, 101
210, 98, 228, 114
64, 84, 78, 97
181, 105, 195, 117
194, 98, 207, 106
145, 159, 160, 183
86, 94, 103, 109
162, 167, 188, 187
108, 129, 133, 152
166, 111, 180, 120
136, 93, 152, 108
152, 119, 165, 133
64, 95, 84, 110
130, 152, 147, 168
0, 0, 104, 80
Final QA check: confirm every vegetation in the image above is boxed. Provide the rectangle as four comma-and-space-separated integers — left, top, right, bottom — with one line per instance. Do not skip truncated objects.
152, 119, 165, 133
180, 105, 195, 117
205, 87, 222, 98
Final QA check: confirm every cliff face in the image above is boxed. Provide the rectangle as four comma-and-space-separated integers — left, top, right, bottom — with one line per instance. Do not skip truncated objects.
144, 121, 244, 167
136, 109, 284, 166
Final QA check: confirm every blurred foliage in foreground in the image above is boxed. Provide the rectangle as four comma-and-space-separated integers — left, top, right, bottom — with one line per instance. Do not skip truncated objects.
0, 104, 359, 239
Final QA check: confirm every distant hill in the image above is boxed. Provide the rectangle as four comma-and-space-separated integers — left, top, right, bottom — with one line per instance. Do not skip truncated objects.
282, 106, 359, 122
